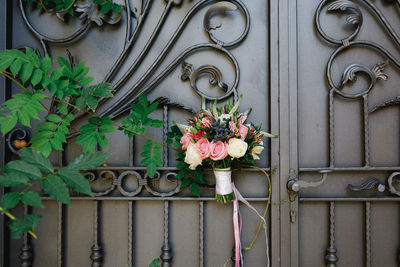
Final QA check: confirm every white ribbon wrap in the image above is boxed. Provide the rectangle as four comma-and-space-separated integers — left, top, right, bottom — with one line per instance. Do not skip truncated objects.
214, 168, 233, 195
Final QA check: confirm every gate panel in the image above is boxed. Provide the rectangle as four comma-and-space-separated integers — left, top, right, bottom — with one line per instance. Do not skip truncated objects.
3, 0, 272, 266
296, 1, 400, 266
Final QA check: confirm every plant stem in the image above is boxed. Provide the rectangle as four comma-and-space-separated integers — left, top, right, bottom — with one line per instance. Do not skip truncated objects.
0, 71, 31, 93
44, 97, 80, 111
112, 122, 178, 151
0, 207, 38, 239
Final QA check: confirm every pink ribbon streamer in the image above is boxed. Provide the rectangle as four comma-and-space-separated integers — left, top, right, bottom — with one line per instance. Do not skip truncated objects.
232, 182, 241, 267
232, 182, 270, 267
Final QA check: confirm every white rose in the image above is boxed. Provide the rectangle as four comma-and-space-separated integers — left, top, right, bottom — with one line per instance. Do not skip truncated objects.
227, 138, 248, 158
251, 141, 264, 160
184, 143, 202, 170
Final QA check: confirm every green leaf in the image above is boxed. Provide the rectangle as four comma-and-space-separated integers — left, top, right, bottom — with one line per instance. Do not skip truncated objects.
0, 172, 30, 187
57, 56, 71, 73
190, 182, 200, 197
180, 178, 191, 188
99, 124, 114, 133
45, 114, 62, 123
18, 147, 54, 173
25, 48, 40, 67
57, 103, 68, 115
8, 214, 41, 239
87, 96, 98, 111
30, 69, 43, 86
176, 162, 188, 170
68, 151, 111, 170
5, 160, 42, 178
0, 57, 14, 71
140, 141, 162, 178
78, 76, 94, 87
72, 61, 85, 78
40, 55, 52, 74
0, 111, 17, 135
10, 59, 23, 76
41, 75, 51, 88
101, 1, 113, 14
149, 258, 161, 267
1, 192, 21, 211
176, 169, 187, 179
57, 168, 93, 196
20, 62, 33, 84
21, 191, 43, 207
139, 94, 148, 108
42, 174, 70, 205
17, 110, 31, 126
50, 67, 64, 81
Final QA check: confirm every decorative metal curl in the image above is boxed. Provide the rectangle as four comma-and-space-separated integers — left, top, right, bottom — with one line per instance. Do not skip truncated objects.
6, 127, 31, 155
87, 169, 182, 197
315, 0, 400, 99
387, 172, 400, 196
181, 61, 229, 100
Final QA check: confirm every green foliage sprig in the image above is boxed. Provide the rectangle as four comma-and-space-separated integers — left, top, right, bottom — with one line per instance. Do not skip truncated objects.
166, 125, 206, 197
0, 48, 169, 238
25, 0, 124, 16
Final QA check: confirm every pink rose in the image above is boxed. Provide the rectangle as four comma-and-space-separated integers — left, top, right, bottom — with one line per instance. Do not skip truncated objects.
195, 139, 211, 160
180, 133, 193, 150
209, 141, 228, 161
239, 124, 248, 140
193, 130, 206, 140
201, 117, 212, 129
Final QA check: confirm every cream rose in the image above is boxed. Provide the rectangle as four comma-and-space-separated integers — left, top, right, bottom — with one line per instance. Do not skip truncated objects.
251, 141, 264, 160
227, 138, 248, 158
184, 143, 202, 170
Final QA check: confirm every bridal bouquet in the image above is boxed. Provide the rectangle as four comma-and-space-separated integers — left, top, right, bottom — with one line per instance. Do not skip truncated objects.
173, 95, 277, 203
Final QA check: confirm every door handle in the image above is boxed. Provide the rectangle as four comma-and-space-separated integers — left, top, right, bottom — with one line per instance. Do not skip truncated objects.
287, 169, 332, 200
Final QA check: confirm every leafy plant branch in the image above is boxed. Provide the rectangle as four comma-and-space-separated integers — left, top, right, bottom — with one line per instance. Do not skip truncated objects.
0, 48, 170, 238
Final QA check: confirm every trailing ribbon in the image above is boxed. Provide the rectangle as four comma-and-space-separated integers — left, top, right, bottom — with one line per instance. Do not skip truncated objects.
232, 182, 270, 267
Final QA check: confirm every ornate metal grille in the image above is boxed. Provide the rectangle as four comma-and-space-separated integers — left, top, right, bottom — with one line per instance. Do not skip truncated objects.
295, 1, 400, 266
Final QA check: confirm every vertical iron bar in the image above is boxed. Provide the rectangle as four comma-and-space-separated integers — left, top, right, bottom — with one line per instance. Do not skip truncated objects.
325, 202, 338, 267
365, 202, 371, 267
20, 205, 32, 267
199, 201, 204, 267
160, 201, 172, 266
163, 105, 169, 167
329, 90, 335, 168
128, 201, 133, 267
91, 201, 102, 267
363, 95, 370, 167
57, 202, 64, 267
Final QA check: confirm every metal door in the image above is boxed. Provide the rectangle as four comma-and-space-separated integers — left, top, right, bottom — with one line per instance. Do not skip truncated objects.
1, 0, 273, 266
279, 0, 400, 266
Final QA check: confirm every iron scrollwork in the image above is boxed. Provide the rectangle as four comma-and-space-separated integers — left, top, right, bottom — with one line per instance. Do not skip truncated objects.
19, 0, 250, 118
315, 0, 400, 168
86, 169, 182, 197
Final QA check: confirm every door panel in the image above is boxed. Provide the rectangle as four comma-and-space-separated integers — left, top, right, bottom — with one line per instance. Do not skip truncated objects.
2, 0, 271, 266
296, 1, 400, 266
